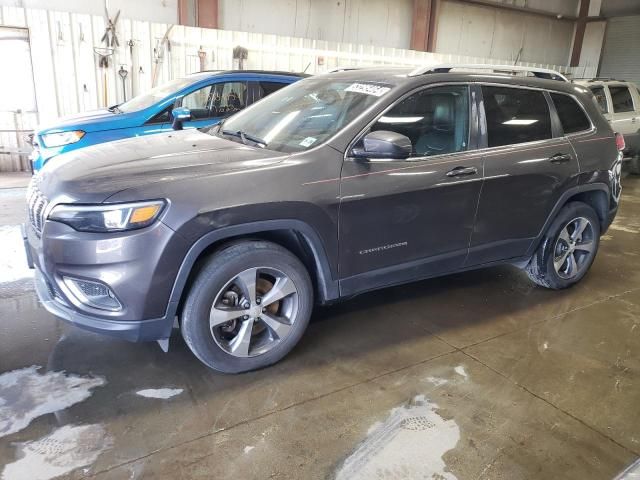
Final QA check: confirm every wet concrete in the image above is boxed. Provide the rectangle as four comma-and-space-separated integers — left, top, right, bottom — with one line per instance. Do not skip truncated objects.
1, 174, 640, 479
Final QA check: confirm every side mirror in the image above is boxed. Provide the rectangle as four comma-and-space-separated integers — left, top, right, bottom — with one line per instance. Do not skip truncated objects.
171, 107, 192, 130
351, 130, 412, 160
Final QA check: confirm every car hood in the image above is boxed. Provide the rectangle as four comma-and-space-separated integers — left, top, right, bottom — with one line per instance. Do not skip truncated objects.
36, 129, 287, 204
36, 109, 142, 134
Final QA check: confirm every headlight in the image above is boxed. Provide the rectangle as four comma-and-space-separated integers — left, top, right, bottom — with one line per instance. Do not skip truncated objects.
48, 200, 166, 233
40, 130, 85, 148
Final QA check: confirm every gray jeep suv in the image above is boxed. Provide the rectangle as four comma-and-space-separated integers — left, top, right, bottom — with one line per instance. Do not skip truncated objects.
24, 65, 623, 373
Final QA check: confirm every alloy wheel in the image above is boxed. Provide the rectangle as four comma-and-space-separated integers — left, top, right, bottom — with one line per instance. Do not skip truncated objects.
209, 267, 299, 358
553, 216, 596, 279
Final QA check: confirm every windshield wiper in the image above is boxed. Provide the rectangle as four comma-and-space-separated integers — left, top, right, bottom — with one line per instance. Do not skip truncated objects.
107, 104, 122, 114
221, 129, 267, 148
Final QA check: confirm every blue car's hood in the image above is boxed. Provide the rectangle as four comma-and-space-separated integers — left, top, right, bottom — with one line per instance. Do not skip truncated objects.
37, 109, 143, 134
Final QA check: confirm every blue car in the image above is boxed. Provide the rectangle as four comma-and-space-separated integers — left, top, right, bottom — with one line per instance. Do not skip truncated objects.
31, 70, 305, 171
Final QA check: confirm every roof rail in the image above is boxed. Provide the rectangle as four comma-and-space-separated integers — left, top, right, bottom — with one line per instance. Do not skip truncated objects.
408, 64, 569, 82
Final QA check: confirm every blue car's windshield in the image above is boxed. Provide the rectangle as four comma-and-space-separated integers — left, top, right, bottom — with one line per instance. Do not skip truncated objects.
217, 77, 395, 153
118, 77, 196, 113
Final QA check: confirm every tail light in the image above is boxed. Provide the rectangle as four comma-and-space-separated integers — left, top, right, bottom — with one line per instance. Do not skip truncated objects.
615, 132, 626, 152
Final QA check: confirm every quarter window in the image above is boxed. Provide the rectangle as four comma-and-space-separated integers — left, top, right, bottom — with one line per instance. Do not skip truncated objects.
589, 86, 608, 113
370, 85, 469, 157
609, 86, 634, 113
482, 86, 552, 147
550, 93, 591, 134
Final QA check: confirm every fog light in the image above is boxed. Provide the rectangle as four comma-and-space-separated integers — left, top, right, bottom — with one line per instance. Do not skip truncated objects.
62, 277, 122, 311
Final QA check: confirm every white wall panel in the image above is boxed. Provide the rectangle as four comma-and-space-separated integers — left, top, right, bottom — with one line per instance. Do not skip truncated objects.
0, 0, 178, 24
219, 0, 413, 49
436, 0, 575, 65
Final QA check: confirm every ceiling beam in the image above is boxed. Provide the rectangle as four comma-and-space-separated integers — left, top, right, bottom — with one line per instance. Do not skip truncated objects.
447, 0, 578, 21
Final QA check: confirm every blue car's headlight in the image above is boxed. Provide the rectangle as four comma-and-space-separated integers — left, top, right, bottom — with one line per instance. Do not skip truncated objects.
48, 200, 166, 233
40, 130, 85, 148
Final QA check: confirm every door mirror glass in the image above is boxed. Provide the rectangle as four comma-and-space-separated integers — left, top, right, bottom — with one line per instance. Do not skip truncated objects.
351, 130, 412, 160
171, 107, 192, 130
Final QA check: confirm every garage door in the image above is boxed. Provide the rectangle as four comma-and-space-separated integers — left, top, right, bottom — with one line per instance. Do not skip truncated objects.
599, 16, 640, 84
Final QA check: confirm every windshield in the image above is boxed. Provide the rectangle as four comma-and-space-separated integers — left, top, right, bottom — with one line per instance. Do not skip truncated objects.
118, 77, 196, 113
217, 78, 394, 153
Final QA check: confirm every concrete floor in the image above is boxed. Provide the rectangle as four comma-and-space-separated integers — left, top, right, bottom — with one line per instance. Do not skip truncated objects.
1, 173, 639, 480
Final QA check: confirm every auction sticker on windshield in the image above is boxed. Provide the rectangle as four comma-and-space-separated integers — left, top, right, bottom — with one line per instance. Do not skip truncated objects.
345, 83, 391, 97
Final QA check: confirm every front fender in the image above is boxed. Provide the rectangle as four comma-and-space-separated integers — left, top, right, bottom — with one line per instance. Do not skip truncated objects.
163, 219, 340, 321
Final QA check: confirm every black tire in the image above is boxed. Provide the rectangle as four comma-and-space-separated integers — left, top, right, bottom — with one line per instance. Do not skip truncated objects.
181, 241, 313, 373
526, 202, 600, 290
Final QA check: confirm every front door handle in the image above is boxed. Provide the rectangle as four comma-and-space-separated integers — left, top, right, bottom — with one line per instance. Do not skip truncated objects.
549, 153, 572, 164
446, 166, 478, 177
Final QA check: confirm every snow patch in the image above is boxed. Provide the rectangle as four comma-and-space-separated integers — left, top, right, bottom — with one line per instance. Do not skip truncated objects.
426, 376, 448, 387
0, 366, 105, 438
0, 225, 33, 283
335, 395, 459, 480
1, 424, 111, 480
454, 366, 468, 378
136, 388, 183, 399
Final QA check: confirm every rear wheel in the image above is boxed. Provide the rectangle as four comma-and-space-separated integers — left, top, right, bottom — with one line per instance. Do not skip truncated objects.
181, 241, 313, 373
526, 202, 600, 289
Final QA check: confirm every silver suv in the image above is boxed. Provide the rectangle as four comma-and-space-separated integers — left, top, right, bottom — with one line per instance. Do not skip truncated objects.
574, 78, 640, 172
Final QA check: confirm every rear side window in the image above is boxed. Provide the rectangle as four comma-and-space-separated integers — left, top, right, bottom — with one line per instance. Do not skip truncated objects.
482, 86, 552, 147
550, 93, 591, 134
609, 86, 635, 113
259, 81, 288, 96
590, 86, 608, 113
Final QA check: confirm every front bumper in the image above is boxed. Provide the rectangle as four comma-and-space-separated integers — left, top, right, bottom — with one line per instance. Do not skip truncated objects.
32, 267, 173, 342
23, 219, 186, 342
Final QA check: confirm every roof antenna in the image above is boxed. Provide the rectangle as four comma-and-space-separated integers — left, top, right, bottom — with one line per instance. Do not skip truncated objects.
302, 62, 311, 74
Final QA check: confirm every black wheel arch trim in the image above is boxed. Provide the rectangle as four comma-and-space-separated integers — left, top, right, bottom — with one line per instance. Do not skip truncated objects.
526, 182, 611, 256
164, 219, 340, 321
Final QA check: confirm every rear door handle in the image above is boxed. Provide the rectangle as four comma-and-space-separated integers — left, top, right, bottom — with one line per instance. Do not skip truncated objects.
549, 153, 572, 164
446, 166, 478, 177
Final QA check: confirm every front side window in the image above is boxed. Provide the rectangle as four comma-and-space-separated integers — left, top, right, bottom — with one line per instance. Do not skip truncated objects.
217, 78, 394, 153
482, 86, 552, 147
551, 93, 591, 134
609, 86, 635, 113
590, 86, 608, 113
369, 85, 469, 157
181, 84, 214, 119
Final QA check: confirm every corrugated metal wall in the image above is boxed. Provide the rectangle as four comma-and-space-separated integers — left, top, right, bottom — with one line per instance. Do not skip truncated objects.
599, 16, 640, 84
0, 5, 583, 172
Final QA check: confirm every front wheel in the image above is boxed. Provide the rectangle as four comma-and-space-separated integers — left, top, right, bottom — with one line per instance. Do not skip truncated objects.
526, 202, 600, 289
181, 241, 313, 373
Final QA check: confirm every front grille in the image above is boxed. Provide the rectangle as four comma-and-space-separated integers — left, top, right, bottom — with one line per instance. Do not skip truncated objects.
27, 180, 49, 237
